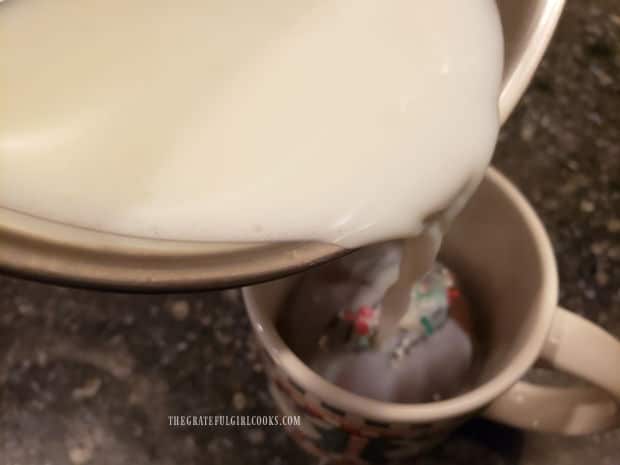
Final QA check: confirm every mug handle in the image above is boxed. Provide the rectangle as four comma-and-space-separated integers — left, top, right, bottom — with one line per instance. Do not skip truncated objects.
483, 307, 620, 435
498, 0, 565, 123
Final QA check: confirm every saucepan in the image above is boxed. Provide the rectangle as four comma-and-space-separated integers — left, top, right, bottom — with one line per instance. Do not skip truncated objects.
0, 0, 565, 290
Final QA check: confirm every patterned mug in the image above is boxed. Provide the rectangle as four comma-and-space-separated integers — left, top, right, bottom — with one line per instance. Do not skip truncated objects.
243, 168, 620, 465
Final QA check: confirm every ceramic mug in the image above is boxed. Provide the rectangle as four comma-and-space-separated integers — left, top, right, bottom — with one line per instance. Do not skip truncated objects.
243, 168, 620, 465
0, 0, 565, 291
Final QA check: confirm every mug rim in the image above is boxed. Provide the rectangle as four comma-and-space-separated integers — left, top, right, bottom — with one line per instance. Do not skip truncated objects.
243, 167, 559, 423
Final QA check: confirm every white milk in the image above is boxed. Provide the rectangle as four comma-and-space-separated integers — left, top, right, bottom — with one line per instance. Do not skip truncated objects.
0, 0, 503, 248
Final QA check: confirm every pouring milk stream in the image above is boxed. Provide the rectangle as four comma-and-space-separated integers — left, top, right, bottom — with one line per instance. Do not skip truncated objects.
0, 0, 503, 340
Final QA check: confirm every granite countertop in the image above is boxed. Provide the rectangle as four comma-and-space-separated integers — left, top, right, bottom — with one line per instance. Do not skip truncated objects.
1, 1, 619, 464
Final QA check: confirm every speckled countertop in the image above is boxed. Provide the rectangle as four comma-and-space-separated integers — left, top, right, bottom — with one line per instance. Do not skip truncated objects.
1, 1, 619, 464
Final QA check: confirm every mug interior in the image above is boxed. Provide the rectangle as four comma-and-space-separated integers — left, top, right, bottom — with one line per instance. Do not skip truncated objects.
244, 169, 558, 422
439, 171, 557, 390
